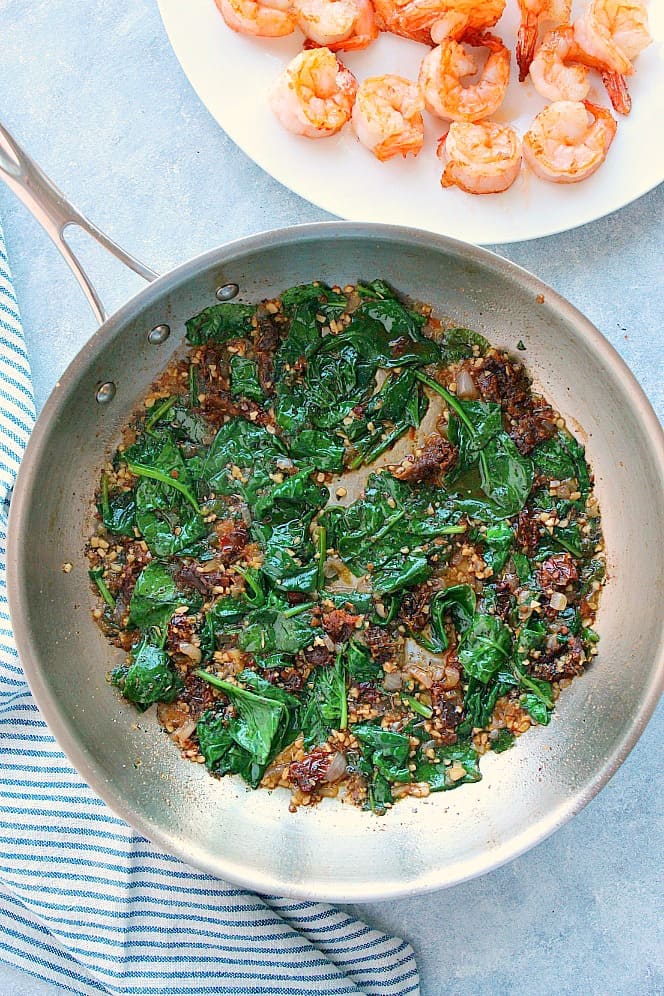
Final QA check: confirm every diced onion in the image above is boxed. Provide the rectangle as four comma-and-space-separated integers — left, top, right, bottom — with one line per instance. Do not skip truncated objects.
179, 642, 202, 664
550, 592, 568, 611
322, 752, 347, 783
383, 671, 403, 692
456, 369, 480, 400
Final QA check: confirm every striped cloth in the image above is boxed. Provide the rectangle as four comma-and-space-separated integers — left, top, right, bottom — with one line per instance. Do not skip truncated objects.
0, 217, 419, 996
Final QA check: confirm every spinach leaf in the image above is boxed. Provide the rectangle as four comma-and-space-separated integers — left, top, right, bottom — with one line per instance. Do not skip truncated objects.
326, 308, 441, 369
457, 671, 518, 737
204, 595, 249, 641
531, 431, 591, 493
280, 282, 348, 321
458, 614, 513, 683
516, 664, 555, 724
429, 584, 477, 650
253, 518, 319, 593
238, 599, 319, 656
168, 401, 210, 446
414, 743, 481, 790
353, 724, 412, 783
230, 355, 264, 403
481, 523, 515, 574
299, 652, 348, 747
320, 590, 400, 627
356, 278, 395, 300
135, 478, 207, 558
128, 563, 183, 631
439, 327, 490, 364
112, 637, 182, 710
320, 473, 464, 594
99, 475, 136, 536
196, 709, 267, 788
185, 302, 255, 345
121, 431, 206, 555
236, 669, 300, 708
490, 729, 515, 753
253, 466, 328, 523
288, 429, 345, 472
274, 283, 346, 385
418, 374, 533, 518
520, 693, 552, 726
201, 418, 286, 508
346, 640, 382, 683
194, 669, 289, 765
371, 552, 431, 595
348, 370, 428, 468
478, 433, 534, 518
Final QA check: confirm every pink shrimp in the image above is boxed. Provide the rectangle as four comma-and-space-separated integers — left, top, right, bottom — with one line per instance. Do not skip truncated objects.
215, 0, 296, 36
419, 32, 511, 123
522, 100, 617, 184
352, 75, 424, 161
269, 47, 358, 138
295, 0, 378, 51
438, 120, 522, 193
516, 0, 572, 81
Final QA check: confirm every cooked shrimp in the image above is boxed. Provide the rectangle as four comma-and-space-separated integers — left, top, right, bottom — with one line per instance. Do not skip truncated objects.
529, 25, 592, 101
574, 1, 651, 115
295, 0, 378, 51
438, 121, 522, 193
352, 75, 424, 161
269, 47, 358, 138
373, 0, 448, 45
574, 0, 651, 70
215, 0, 296, 36
516, 0, 572, 81
419, 32, 511, 123
529, 24, 633, 113
522, 100, 616, 183
429, 0, 506, 44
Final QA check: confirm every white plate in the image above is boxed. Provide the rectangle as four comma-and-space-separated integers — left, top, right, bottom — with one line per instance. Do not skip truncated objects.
158, 0, 664, 243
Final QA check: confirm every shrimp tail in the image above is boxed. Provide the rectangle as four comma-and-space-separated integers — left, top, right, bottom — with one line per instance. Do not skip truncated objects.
516, 15, 538, 82
602, 71, 631, 116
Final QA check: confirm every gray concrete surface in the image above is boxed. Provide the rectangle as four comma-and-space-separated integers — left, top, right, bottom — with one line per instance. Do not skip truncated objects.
0, 1, 662, 993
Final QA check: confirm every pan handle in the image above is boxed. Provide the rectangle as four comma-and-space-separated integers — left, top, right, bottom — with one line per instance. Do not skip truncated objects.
0, 121, 158, 325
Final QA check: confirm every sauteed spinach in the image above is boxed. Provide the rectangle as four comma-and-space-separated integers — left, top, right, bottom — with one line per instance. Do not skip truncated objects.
88, 280, 604, 813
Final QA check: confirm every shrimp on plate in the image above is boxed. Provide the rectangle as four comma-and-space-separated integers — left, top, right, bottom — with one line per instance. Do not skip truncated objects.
522, 99, 617, 183
573, 0, 652, 115
530, 22, 633, 114
352, 75, 425, 161
516, 0, 572, 81
429, 0, 506, 44
438, 120, 522, 193
529, 26, 593, 102
419, 32, 511, 122
295, 0, 378, 51
215, 0, 296, 36
372, 0, 447, 44
269, 47, 358, 138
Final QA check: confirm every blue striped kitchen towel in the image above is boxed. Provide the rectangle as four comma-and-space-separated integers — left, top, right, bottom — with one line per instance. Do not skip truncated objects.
0, 217, 419, 996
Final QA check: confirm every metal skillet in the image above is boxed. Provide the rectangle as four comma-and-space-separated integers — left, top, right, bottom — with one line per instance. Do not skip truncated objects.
2, 122, 663, 902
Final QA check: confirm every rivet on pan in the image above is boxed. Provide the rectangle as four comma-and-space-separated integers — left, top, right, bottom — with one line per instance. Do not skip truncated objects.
216, 283, 239, 301
148, 323, 171, 344
95, 382, 116, 405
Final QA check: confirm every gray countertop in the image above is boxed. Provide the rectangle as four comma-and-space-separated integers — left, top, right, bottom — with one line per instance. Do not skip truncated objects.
0, 1, 662, 994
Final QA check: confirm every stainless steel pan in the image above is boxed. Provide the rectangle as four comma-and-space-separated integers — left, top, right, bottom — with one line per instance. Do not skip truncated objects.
3, 123, 663, 902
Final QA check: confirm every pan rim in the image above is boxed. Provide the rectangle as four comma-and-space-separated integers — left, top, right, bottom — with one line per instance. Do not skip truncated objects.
7, 221, 664, 901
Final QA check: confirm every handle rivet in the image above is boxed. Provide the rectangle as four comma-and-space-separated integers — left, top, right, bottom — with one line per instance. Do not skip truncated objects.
216, 283, 239, 301
95, 382, 116, 405
148, 323, 171, 344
